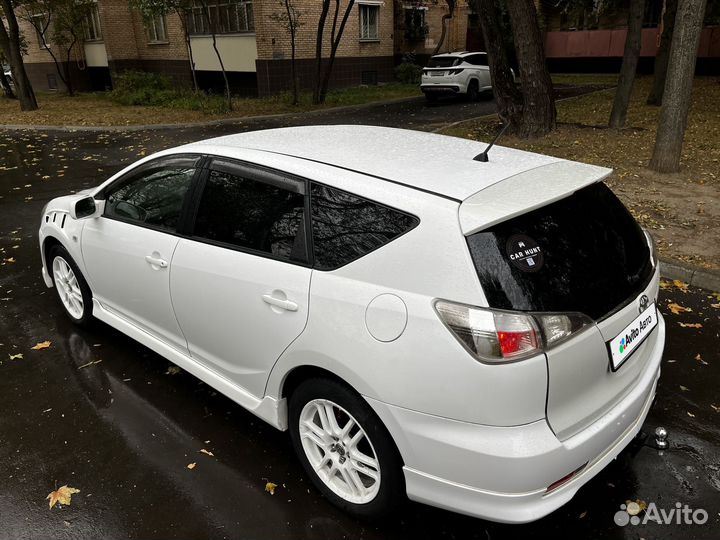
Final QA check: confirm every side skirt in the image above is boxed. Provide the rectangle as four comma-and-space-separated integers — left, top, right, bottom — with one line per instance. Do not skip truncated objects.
92, 299, 288, 431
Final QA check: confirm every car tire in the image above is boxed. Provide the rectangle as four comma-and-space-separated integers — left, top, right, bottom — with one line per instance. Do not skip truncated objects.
49, 244, 94, 327
289, 377, 405, 519
467, 80, 480, 102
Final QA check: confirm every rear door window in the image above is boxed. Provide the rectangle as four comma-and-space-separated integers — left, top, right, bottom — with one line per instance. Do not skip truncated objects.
466, 183, 653, 320
310, 183, 419, 270
467, 54, 488, 66
192, 162, 308, 263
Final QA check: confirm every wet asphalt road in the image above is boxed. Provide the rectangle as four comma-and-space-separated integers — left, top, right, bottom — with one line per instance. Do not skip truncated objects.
1, 93, 719, 540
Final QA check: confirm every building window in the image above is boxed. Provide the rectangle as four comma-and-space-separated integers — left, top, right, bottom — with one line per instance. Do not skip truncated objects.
32, 13, 50, 48
146, 14, 168, 43
84, 3, 102, 41
187, 0, 254, 35
403, 7, 427, 41
359, 4, 379, 41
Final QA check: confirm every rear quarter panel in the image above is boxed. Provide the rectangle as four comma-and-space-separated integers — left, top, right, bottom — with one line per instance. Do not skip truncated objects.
265, 167, 549, 427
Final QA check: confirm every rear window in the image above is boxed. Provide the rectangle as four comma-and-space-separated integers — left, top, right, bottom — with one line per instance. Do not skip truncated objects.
466, 183, 652, 320
310, 183, 419, 270
427, 56, 461, 68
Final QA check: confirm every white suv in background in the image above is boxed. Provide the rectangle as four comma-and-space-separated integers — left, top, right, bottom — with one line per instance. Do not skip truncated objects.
421, 51, 492, 102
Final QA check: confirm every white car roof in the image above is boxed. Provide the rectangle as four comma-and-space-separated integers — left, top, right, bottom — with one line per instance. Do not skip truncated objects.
181, 125, 577, 201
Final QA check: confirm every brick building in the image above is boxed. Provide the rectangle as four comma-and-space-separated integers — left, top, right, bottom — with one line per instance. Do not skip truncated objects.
16, 0, 395, 96
538, 0, 720, 73
394, 0, 475, 64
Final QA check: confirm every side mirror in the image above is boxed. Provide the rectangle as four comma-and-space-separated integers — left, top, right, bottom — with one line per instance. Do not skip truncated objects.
70, 196, 104, 220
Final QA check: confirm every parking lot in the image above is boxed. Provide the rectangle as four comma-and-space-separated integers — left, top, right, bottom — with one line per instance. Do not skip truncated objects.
1, 99, 718, 539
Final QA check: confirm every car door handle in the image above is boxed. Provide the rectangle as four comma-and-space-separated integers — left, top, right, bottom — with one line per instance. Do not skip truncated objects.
145, 255, 168, 268
262, 294, 298, 312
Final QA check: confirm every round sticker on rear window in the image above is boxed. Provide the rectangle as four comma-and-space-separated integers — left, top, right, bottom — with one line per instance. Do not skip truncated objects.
506, 234, 544, 272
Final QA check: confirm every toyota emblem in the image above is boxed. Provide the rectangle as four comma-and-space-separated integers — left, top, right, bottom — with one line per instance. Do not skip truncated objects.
638, 294, 649, 313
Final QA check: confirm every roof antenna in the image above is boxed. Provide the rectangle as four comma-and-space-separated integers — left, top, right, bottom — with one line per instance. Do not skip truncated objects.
473, 122, 510, 162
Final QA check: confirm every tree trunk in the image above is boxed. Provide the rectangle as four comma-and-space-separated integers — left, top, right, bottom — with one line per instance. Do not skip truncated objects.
609, 0, 645, 128
649, 0, 707, 173
474, 0, 523, 127
211, 31, 232, 110
505, 0, 555, 137
284, 0, 298, 105
201, 1, 231, 110
0, 1, 38, 110
179, 12, 198, 92
317, 0, 354, 104
0, 67, 15, 98
433, 14, 451, 55
63, 35, 78, 97
312, 0, 331, 104
647, 0, 678, 105
24, 12, 73, 95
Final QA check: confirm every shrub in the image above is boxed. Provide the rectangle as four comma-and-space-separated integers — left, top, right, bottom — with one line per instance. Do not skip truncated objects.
395, 60, 422, 85
107, 70, 230, 113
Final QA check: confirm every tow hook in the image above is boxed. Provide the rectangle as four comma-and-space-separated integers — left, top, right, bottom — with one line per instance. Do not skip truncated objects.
654, 426, 669, 450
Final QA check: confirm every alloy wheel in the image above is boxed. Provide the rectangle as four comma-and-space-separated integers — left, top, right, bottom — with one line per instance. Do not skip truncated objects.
53, 256, 84, 319
298, 398, 382, 504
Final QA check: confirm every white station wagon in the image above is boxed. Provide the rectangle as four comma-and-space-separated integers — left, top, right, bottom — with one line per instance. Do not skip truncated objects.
39, 126, 665, 523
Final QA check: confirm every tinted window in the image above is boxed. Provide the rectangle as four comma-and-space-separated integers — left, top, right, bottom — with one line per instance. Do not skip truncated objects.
427, 56, 461, 68
105, 165, 196, 230
194, 168, 307, 262
310, 183, 419, 270
467, 54, 488, 66
466, 183, 653, 320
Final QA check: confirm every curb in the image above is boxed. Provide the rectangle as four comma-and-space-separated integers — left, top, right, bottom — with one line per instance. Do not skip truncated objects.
659, 259, 720, 292
432, 85, 616, 135
0, 95, 424, 133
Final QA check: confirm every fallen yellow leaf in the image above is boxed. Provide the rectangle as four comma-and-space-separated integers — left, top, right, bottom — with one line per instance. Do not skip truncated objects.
46, 485, 80, 509
667, 303, 692, 315
678, 322, 703, 328
187, 462, 196, 470
672, 280, 689, 293
199, 448, 214, 457
687, 411, 696, 418
31, 341, 51, 350
8, 353, 23, 360
265, 482, 277, 495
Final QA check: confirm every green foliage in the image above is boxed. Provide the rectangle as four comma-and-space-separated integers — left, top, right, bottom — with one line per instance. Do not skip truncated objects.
394, 54, 422, 85
108, 71, 229, 113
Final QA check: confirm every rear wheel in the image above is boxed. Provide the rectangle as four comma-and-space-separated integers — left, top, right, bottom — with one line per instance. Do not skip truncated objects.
289, 377, 404, 519
467, 80, 480, 102
50, 245, 93, 326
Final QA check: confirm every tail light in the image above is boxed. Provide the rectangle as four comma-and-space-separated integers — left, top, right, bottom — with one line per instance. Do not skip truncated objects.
447, 68, 464, 75
434, 300, 593, 363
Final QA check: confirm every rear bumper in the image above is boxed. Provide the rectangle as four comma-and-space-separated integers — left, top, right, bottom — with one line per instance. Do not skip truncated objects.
421, 84, 462, 94
366, 315, 664, 523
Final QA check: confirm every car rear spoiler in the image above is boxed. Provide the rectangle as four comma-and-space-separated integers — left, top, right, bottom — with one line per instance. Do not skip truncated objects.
459, 160, 613, 235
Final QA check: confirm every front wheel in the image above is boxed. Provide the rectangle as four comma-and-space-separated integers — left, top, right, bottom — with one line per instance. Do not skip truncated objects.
49, 245, 94, 326
289, 378, 405, 519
